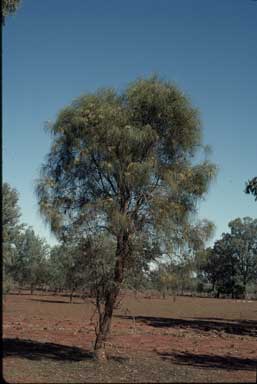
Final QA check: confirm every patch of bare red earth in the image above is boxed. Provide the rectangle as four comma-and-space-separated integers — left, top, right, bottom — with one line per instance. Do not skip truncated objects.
3, 293, 257, 382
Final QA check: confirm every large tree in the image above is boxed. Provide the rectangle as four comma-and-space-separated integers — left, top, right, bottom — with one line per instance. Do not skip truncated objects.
36, 76, 216, 360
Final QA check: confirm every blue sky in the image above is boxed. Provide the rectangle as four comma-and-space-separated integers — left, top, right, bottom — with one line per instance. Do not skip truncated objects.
3, 0, 257, 246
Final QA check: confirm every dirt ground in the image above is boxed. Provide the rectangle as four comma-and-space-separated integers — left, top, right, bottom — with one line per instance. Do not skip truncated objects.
3, 292, 257, 383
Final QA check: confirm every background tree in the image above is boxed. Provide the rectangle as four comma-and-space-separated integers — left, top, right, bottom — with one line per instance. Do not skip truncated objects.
11, 227, 50, 294
2, 0, 21, 24
210, 234, 242, 298
60, 242, 92, 303
194, 247, 215, 292
2, 182, 24, 293
36, 76, 216, 360
150, 263, 180, 298
245, 177, 257, 201
198, 217, 257, 298
46, 245, 67, 294
157, 218, 215, 295
228, 217, 257, 296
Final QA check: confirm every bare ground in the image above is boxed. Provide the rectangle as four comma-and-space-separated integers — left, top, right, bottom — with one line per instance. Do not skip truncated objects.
3, 292, 257, 383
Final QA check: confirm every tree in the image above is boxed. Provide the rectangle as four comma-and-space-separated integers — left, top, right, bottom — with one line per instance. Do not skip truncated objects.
46, 245, 67, 293
211, 234, 242, 298
3, 183, 23, 252
2, 182, 24, 292
2, 0, 21, 24
58, 242, 91, 302
195, 247, 216, 292
12, 228, 50, 294
245, 177, 257, 201
200, 217, 257, 298
228, 217, 257, 295
36, 76, 216, 360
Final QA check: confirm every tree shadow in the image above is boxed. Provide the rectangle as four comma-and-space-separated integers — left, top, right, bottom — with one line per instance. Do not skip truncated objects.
158, 351, 257, 371
110, 355, 130, 363
29, 298, 83, 305
3, 338, 93, 362
116, 315, 257, 337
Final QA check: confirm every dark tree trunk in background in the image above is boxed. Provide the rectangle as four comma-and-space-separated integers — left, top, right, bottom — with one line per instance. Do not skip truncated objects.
94, 233, 128, 361
70, 287, 75, 303
243, 276, 247, 299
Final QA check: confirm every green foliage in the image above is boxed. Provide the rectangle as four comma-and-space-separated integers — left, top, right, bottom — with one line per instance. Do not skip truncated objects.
36, 76, 216, 260
3, 183, 23, 247
46, 235, 116, 296
149, 257, 195, 296
228, 217, 257, 288
245, 177, 257, 201
46, 245, 66, 291
2, 183, 24, 290
194, 247, 214, 290
78, 235, 117, 300
198, 217, 257, 298
36, 76, 217, 353
2, 0, 21, 24
10, 227, 50, 291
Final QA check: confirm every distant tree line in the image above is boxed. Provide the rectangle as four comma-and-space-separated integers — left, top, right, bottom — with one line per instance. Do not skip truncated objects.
3, 181, 256, 302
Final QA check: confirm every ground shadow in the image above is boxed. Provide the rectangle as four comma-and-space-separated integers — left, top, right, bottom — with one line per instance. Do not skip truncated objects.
117, 315, 257, 337
158, 351, 257, 371
3, 338, 93, 362
29, 298, 84, 305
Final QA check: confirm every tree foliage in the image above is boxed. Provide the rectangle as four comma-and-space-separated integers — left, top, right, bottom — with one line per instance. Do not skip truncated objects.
2, 0, 21, 24
36, 76, 216, 359
10, 227, 50, 293
245, 177, 257, 201
198, 217, 257, 298
2, 182, 24, 291
3, 183, 23, 247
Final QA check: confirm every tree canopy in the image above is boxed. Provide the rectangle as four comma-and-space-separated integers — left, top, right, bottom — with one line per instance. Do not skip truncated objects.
197, 217, 257, 298
36, 76, 216, 359
3, 183, 24, 266
2, 0, 21, 24
9, 227, 50, 293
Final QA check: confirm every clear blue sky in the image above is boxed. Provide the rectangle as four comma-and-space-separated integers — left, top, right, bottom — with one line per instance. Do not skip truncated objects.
3, 0, 257, 246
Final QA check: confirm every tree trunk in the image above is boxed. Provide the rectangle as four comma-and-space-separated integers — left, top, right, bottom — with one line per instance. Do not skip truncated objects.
70, 287, 75, 303
30, 284, 34, 295
94, 232, 128, 361
94, 288, 119, 361
243, 277, 247, 299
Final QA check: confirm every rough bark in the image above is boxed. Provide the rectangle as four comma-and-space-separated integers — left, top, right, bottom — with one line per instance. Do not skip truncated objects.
94, 232, 128, 361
